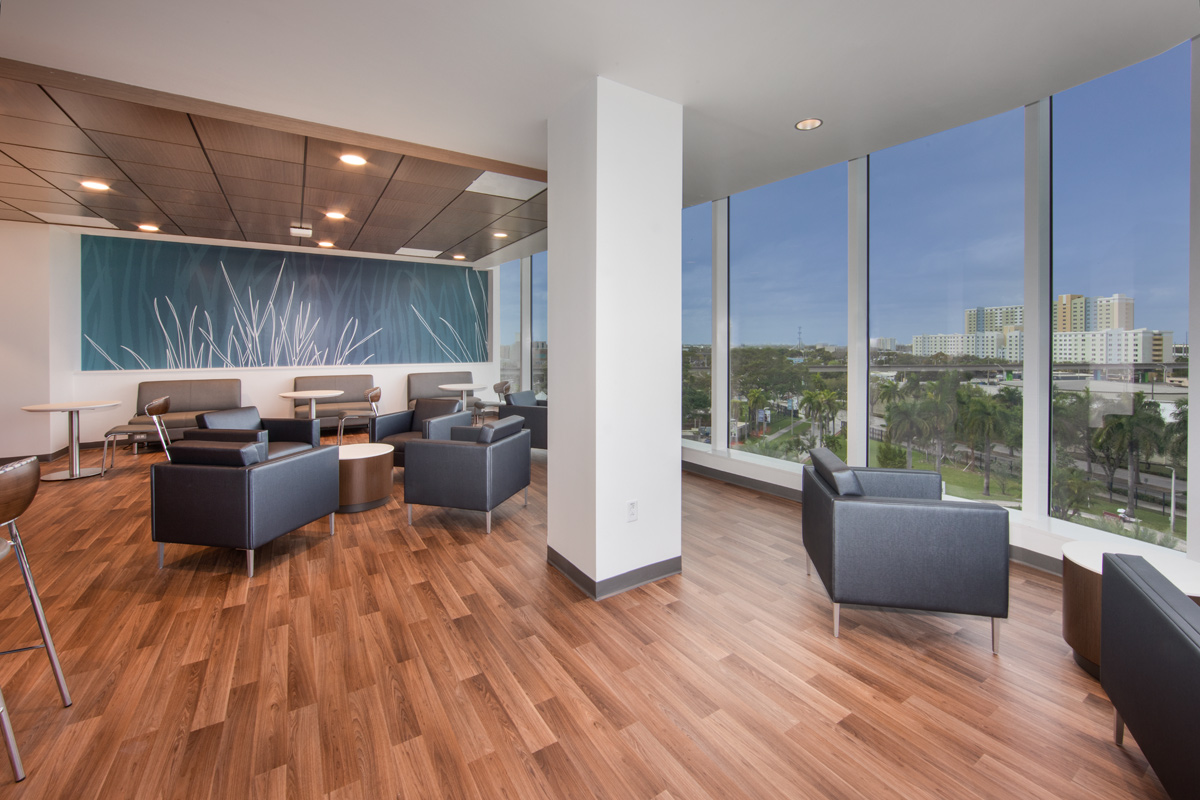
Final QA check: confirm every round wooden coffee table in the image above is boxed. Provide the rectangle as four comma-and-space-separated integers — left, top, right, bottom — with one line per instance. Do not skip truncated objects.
1062, 540, 1200, 677
337, 443, 394, 513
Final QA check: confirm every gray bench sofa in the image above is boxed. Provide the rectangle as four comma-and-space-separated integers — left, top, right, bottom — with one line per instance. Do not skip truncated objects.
292, 374, 376, 430
127, 379, 241, 439
407, 371, 482, 414
1101, 553, 1200, 799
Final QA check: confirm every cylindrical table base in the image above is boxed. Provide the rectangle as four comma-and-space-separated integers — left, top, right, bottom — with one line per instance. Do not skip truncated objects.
338, 447, 393, 513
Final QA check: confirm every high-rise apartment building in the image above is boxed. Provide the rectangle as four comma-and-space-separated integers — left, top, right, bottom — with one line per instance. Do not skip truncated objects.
965, 304, 1023, 333
1051, 293, 1134, 331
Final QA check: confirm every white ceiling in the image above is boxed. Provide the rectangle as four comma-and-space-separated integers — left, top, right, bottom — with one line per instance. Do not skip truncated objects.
1, 0, 1196, 208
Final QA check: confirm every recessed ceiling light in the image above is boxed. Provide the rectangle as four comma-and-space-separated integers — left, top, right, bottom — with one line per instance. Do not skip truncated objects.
317, 241, 334, 248
492, 232, 508, 238
452, 255, 466, 260
138, 224, 160, 232
325, 211, 346, 220
339, 154, 367, 166
795, 118, 823, 131
81, 180, 110, 191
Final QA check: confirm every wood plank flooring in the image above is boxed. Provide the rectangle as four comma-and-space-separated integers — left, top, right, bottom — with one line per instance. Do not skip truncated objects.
0, 439, 1167, 798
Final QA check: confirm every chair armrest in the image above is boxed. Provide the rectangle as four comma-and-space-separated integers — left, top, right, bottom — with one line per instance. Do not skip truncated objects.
537, 399, 548, 407
850, 467, 942, 500
243, 446, 339, 547
262, 417, 320, 446
827, 496, 1009, 616
183, 428, 267, 444
424, 410, 474, 441
371, 410, 415, 440
451, 426, 483, 442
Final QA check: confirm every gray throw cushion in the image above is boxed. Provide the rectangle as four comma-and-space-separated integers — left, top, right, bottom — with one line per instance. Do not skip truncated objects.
505, 391, 538, 406
168, 440, 267, 466
479, 415, 525, 443
411, 397, 461, 427
810, 447, 864, 496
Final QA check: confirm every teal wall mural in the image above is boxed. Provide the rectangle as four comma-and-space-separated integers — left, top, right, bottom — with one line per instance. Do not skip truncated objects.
81, 236, 489, 370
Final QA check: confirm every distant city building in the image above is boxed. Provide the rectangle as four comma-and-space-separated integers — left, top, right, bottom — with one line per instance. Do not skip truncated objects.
1052, 328, 1172, 364
1173, 342, 1189, 359
965, 304, 1023, 333
870, 337, 897, 351
1052, 293, 1134, 332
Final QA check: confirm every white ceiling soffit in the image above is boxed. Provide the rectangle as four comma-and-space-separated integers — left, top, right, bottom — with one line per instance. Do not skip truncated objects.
1, 1, 1196, 208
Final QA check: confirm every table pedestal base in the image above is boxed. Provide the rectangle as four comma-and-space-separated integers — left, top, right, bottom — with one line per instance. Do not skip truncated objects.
42, 467, 104, 481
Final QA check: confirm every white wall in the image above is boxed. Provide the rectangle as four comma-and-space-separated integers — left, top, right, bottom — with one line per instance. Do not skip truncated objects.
0, 221, 501, 459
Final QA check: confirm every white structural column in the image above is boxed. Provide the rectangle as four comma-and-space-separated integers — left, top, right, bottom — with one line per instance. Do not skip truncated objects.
1022, 99, 1052, 524
846, 157, 869, 467
710, 197, 730, 453
546, 77, 684, 598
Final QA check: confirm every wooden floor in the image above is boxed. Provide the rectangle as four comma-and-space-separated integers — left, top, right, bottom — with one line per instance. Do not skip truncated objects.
0, 438, 1166, 799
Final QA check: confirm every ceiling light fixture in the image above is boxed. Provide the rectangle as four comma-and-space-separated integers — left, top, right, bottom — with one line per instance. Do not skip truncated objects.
325, 211, 346, 220
339, 154, 367, 166
452, 255, 466, 260
317, 241, 334, 248
81, 180, 110, 191
138, 224, 159, 232
289, 226, 313, 238
795, 118, 823, 131
492, 232, 508, 238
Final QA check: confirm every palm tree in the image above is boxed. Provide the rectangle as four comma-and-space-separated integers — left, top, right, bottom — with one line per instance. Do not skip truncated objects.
819, 389, 843, 441
885, 399, 929, 470
801, 390, 827, 447
1166, 396, 1188, 468
745, 388, 768, 436
1095, 392, 1164, 515
876, 379, 900, 411
964, 395, 1008, 496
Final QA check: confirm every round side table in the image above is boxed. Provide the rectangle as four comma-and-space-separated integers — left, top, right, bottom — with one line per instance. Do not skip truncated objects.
337, 443, 394, 513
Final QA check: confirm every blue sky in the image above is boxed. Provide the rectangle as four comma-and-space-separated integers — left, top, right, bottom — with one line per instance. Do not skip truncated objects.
684, 40, 1190, 348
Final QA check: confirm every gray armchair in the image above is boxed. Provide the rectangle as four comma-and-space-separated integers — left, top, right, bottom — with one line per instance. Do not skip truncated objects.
404, 416, 531, 533
368, 398, 471, 467
801, 448, 1009, 652
193, 406, 318, 459
151, 440, 338, 576
500, 390, 547, 449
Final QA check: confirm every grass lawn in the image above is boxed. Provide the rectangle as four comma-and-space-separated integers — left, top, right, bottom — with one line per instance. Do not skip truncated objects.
866, 440, 1022, 505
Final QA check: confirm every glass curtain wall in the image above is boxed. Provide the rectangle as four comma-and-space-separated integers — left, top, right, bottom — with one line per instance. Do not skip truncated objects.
497, 258, 521, 389
531, 251, 549, 396
1050, 42, 1190, 548
728, 164, 848, 463
682, 203, 713, 443
868, 109, 1025, 508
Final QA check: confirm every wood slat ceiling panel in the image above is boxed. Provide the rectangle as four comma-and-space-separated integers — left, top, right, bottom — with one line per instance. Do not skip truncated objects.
234, 211, 301, 235
392, 157, 482, 189
155, 200, 237, 223
178, 225, 244, 241
367, 197, 444, 226
5, 197, 100, 216
69, 193, 163, 215
451, 229, 517, 254
225, 194, 301, 217
0, 182, 73, 203
207, 150, 302, 184
138, 183, 228, 209
449, 192, 523, 216
34, 171, 146, 197
216, 176, 302, 204
95, 207, 175, 225
425, 206, 504, 229
191, 116, 305, 162
306, 219, 364, 245
85, 130, 212, 173
44, 87, 200, 146
0, 115, 107, 156
302, 187, 378, 220
0, 205, 43, 222
174, 218, 242, 235
0, 144, 125, 179
107, 221, 185, 236
251, 232, 303, 246
0, 78, 74, 125
405, 222, 487, 252
118, 162, 223, 193
305, 139, 402, 178
509, 192, 547, 220
489, 214, 546, 235
302, 165, 389, 197
0, 163, 52, 186
0, 151, 18, 167
381, 180, 462, 207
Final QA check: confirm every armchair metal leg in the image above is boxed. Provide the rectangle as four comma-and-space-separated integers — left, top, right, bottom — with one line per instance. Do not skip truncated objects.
337, 418, 347, 445
407, 505, 412, 525
10, 523, 71, 707
1113, 709, 1125, 745
0, 685, 25, 782
486, 510, 492, 534
991, 618, 1000, 655
246, 550, 254, 578
832, 603, 840, 638
806, 552, 811, 576
524, 486, 528, 506
329, 513, 335, 536
157, 542, 164, 569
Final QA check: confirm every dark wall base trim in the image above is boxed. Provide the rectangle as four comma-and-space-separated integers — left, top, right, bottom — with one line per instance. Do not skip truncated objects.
1011, 544, 1062, 575
547, 546, 682, 601
682, 461, 803, 503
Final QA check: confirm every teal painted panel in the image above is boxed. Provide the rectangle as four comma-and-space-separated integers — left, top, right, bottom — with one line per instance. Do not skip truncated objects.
81, 236, 489, 370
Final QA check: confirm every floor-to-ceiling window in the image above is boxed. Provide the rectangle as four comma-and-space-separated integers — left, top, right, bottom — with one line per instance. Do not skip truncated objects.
1050, 42, 1190, 548
868, 108, 1025, 507
728, 164, 848, 463
497, 258, 521, 389
531, 251, 548, 396
682, 203, 713, 443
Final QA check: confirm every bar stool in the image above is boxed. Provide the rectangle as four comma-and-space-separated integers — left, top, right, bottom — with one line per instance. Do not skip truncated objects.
0, 456, 72, 782
337, 387, 382, 445
101, 395, 172, 475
